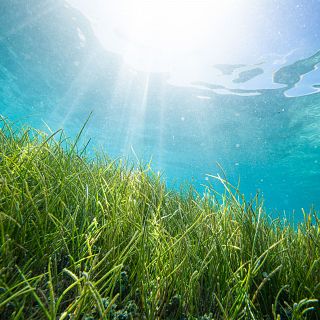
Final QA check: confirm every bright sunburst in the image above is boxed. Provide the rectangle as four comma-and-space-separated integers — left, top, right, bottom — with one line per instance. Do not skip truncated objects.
120, 1, 239, 48
68, 0, 258, 72
112, 0, 251, 69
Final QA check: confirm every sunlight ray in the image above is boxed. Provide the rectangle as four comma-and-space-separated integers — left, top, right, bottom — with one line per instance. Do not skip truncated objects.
121, 73, 151, 157
50, 48, 101, 130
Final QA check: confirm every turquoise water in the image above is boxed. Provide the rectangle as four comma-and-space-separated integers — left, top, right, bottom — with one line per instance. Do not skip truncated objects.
1, 0, 320, 220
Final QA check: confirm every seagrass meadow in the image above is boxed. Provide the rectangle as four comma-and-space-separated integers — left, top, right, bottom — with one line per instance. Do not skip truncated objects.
0, 118, 319, 320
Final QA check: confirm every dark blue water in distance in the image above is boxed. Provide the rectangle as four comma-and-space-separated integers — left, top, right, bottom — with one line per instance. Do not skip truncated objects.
1, 0, 320, 222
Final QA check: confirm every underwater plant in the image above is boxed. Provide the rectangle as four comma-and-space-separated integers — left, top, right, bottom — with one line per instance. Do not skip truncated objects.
0, 117, 319, 319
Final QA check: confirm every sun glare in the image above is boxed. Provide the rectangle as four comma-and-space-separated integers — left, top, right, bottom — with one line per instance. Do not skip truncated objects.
127, 1, 240, 44
69, 0, 257, 72
110, 0, 250, 70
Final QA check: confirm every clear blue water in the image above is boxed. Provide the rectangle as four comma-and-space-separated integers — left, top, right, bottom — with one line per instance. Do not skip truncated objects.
1, 0, 320, 220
